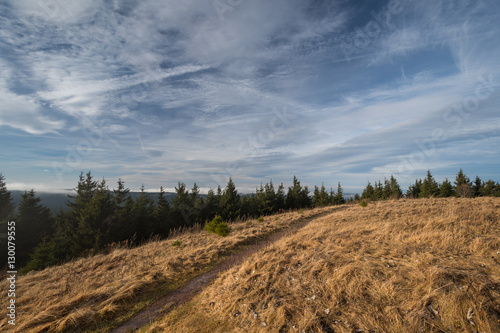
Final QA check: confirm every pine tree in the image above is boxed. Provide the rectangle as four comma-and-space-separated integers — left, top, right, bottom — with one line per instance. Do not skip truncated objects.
419, 170, 439, 198
129, 185, 155, 240
361, 182, 374, 200
55, 172, 99, 257
15, 190, 54, 266
109, 179, 132, 241
297, 184, 311, 208
255, 183, 266, 215
191, 183, 204, 223
152, 186, 171, 236
372, 181, 384, 201
383, 178, 392, 200
275, 183, 286, 211
312, 186, 321, 207
334, 182, 346, 205
0, 173, 14, 222
220, 178, 240, 221
480, 180, 498, 197
313, 184, 329, 207
75, 178, 113, 252
263, 181, 276, 215
388, 175, 403, 199
240, 193, 257, 218
286, 176, 301, 209
406, 179, 422, 198
172, 182, 194, 226
473, 176, 482, 197
202, 188, 219, 222
454, 169, 471, 198
438, 178, 454, 197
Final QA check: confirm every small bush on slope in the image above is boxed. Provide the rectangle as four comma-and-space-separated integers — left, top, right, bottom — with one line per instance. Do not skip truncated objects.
205, 215, 230, 237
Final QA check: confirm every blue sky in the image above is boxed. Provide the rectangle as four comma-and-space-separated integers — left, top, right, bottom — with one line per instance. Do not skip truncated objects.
1, 0, 499, 194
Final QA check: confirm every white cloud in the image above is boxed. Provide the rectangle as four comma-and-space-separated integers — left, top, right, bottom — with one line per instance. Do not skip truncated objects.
0, 66, 64, 134
12, 0, 103, 25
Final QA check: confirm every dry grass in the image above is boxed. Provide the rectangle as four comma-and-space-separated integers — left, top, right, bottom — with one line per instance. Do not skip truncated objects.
0, 207, 336, 333
147, 197, 500, 333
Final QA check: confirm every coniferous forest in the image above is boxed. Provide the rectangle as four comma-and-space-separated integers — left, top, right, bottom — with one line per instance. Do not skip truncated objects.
1, 169, 499, 273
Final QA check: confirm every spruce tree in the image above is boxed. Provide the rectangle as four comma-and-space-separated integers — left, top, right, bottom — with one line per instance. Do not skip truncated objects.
220, 178, 240, 221
361, 182, 374, 200
419, 170, 439, 198
0, 173, 14, 222
15, 190, 54, 266
75, 178, 113, 252
480, 180, 497, 197
275, 183, 286, 211
202, 188, 219, 222
473, 176, 482, 197
313, 184, 329, 207
372, 181, 384, 201
152, 186, 171, 236
172, 182, 193, 226
454, 169, 471, 197
318, 184, 329, 207
263, 181, 276, 215
56, 172, 99, 257
286, 176, 302, 209
334, 182, 345, 205
406, 179, 422, 198
312, 185, 321, 207
255, 183, 266, 215
383, 178, 392, 200
191, 183, 204, 223
438, 178, 454, 197
109, 179, 132, 241
298, 185, 311, 208
388, 175, 403, 199
130, 185, 155, 240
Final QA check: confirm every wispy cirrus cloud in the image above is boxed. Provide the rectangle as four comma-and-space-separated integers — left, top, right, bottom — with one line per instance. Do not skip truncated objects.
0, 0, 499, 193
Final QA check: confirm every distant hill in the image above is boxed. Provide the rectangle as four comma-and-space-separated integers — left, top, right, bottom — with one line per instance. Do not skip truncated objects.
10, 190, 178, 214
10, 190, 356, 214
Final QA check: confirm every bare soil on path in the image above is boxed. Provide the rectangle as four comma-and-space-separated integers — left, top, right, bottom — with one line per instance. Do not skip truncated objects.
111, 208, 343, 332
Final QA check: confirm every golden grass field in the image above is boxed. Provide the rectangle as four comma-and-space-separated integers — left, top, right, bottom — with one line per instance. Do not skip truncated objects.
145, 198, 500, 333
0, 206, 336, 332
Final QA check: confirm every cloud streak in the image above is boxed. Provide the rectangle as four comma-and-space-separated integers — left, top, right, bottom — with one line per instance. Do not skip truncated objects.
1, 0, 499, 193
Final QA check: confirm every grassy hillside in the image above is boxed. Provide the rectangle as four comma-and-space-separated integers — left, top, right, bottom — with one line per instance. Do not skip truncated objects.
0, 206, 336, 332
145, 198, 500, 333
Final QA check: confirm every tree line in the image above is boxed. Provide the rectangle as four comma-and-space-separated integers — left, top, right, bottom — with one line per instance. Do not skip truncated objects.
1, 169, 499, 273
360, 169, 500, 201
0, 173, 345, 272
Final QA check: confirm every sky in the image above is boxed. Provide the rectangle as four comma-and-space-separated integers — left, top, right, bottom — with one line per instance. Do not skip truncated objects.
0, 0, 499, 194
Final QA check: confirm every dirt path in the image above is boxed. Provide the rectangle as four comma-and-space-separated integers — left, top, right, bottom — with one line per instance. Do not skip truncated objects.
111, 208, 343, 332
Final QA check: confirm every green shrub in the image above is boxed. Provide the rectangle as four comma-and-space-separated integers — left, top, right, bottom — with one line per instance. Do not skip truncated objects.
205, 215, 230, 237
258, 216, 264, 222
172, 240, 182, 247
360, 200, 368, 207
275, 217, 279, 221
246, 221, 252, 226
297, 209, 304, 214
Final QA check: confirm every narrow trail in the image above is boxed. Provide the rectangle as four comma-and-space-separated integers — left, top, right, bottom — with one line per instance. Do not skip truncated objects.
111, 208, 344, 333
